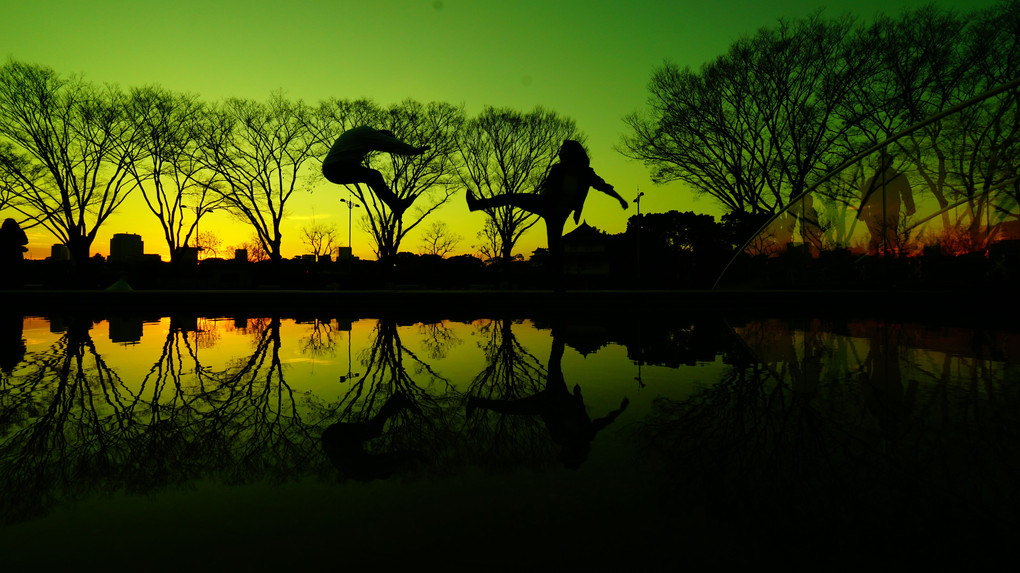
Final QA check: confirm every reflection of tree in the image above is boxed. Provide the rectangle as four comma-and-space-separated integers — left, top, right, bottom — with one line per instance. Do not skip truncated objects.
299, 318, 339, 359
417, 320, 463, 360
197, 317, 323, 482
637, 319, 1020, 542
327, 319, 457, 475
463, 319, 552, 469
0, 317, 137, 523
467, 321, 629, 470
0, 315, 336, 525
193, 317, 222, 349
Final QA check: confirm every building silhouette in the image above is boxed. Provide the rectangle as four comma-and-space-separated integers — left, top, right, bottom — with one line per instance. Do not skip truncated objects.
50, 244, 70, 261
109, 234, 144, 263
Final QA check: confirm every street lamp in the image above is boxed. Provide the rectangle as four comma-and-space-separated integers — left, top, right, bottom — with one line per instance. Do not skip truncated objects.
191, 205, 217, 259
633, 190, 644, 286
339, 197, 361, 250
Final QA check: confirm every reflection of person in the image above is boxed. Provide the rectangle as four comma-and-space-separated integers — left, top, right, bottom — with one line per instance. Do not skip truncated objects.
466, 140, 628, 280
857, 151, 915, 255
859, 324, 914, 445
321, 126, 430, 216
0, 218, 29, 288
321, 393, 424, 481
466, 335, 629, 469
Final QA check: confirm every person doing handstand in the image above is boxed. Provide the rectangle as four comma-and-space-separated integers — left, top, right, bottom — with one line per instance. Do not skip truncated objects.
322, 126, 429, 216
466, 140, 628, 279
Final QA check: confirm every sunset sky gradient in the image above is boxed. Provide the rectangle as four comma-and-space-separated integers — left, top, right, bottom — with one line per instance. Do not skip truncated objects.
1, 0, 996, 260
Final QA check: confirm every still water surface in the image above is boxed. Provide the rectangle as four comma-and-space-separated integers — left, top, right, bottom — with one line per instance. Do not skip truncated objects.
1, 312, 1017, 568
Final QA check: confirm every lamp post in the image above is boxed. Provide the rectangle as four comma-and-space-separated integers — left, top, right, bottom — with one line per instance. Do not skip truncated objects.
633, 190, 644, 285
194, 206, 216, 260
339, 197, 361, 251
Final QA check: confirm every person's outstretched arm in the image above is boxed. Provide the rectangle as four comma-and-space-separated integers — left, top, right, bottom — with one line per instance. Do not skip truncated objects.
588, 169, 628, 209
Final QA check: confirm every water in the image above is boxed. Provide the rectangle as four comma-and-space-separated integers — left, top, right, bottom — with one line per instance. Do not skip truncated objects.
0, 310, 1017, 568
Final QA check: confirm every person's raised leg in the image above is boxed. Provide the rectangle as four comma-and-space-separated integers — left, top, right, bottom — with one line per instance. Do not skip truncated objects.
467, 190, 546, 217
362, 167, 415, 216
326, 162, 413, 216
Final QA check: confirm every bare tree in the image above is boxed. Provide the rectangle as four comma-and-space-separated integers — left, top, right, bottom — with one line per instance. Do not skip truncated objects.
198, 91, 317, 262
195, 230, 221, 260
0, 152, 18, 212
458, 106, 579, 262
839, 3, 1020, 247
126, 86, 222, 261
417, 220, 462, 257
622, 14, 879, 216
356, 100, 466, 261
473, 218, 502, 263
311, 98, 466, 261
301, 217, 338, 258
230, 234, 270, 262
0, 60, 146, 264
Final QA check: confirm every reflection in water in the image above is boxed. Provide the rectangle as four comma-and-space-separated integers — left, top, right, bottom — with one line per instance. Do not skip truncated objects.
467, 323, 629, 469
322, 393, 424, 481
0, 315, 337, 523
0, 312, 25, 373
463, 318, 553, 469
638, 317, 1020, 551
1, 312, 1017, 565
323, 318, 453, 481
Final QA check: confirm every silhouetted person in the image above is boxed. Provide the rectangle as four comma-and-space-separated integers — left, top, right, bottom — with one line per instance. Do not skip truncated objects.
321, 393, 424, 481
322, 126, 429, 216
858, 151, 915, 255
771, 211, 797, 253
799, 194, 823, 255
0, 218, 29, 288
466, 335, 629, 469
466, 140, 628, 284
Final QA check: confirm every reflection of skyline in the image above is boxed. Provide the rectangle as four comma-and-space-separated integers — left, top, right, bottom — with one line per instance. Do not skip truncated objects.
1, 314, 704, 496
2, 311, 1018, 567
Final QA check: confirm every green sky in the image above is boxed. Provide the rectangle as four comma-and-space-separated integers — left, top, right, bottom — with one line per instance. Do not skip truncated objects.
1, 0, 999, 260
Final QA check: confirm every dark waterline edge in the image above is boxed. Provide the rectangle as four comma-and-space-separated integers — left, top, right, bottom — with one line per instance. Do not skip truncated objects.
1, 288, 1012, 327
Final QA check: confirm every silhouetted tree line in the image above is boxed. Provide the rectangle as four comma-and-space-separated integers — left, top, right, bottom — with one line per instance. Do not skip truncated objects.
0, 62, 581, 270
6, 206, 762, 289
622, 1, 1020, 218
8, 2, 1017, 289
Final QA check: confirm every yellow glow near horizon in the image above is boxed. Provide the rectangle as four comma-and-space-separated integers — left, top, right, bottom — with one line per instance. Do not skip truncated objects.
2, 0, 997, 261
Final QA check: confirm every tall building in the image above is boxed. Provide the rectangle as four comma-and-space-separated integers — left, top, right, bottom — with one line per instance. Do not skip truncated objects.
50, 244, 70, 261
109, 234, 143, 262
